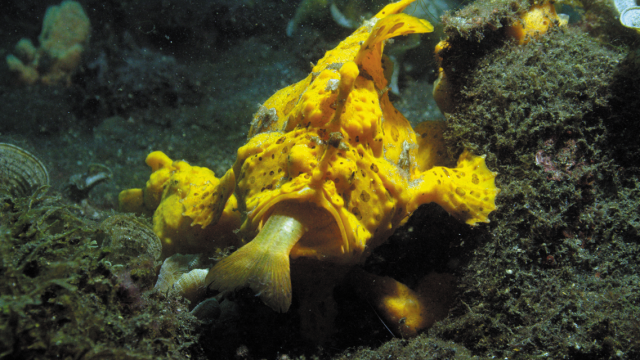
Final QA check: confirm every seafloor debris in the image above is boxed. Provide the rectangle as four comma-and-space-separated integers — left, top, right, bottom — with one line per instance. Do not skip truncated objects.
66, 163, 112, 201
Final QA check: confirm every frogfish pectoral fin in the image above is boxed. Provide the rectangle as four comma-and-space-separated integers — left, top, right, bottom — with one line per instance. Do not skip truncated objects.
409, 150, 499, 225
205, 203, 306, 312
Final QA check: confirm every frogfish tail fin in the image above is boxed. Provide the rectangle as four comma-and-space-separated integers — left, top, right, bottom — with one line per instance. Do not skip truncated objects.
205, 212, 306, 312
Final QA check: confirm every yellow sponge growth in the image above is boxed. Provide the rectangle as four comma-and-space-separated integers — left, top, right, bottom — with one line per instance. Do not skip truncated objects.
349, 268, 456, 338
506, 2, 568, 45
6, 1, 90, 85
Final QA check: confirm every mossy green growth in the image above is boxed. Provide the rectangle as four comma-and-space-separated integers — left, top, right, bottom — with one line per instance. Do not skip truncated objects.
424, 21, 640, 360
441, 0, 531, 41
333, 337, 477, 359
0, 189, 204, 359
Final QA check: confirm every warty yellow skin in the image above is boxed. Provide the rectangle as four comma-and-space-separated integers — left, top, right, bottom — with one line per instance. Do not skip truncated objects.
120, 0, 499, 319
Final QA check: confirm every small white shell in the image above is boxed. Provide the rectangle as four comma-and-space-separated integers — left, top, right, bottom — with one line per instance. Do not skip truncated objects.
155, 254, 200, 293
191, 297, 222, 323
172, 269, 209, 305
155, 254, 213, 308
613, 0, 637, 14
0, 143, 49, 197
620, 7, 640, 29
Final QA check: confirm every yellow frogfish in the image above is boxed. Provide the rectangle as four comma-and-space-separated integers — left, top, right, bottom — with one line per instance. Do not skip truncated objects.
119, 0, 499, 323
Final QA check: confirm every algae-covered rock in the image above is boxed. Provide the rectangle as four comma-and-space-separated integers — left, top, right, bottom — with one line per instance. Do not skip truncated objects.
0, 190, 204, 359
422, 4, 640, 358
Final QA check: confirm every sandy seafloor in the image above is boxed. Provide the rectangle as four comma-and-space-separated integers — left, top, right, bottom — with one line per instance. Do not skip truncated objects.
1, 0, 640, 359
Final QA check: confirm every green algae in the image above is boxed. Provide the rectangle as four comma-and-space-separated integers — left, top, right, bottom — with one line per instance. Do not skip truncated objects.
0, 189, 204, 359
416, 8, 639, 360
